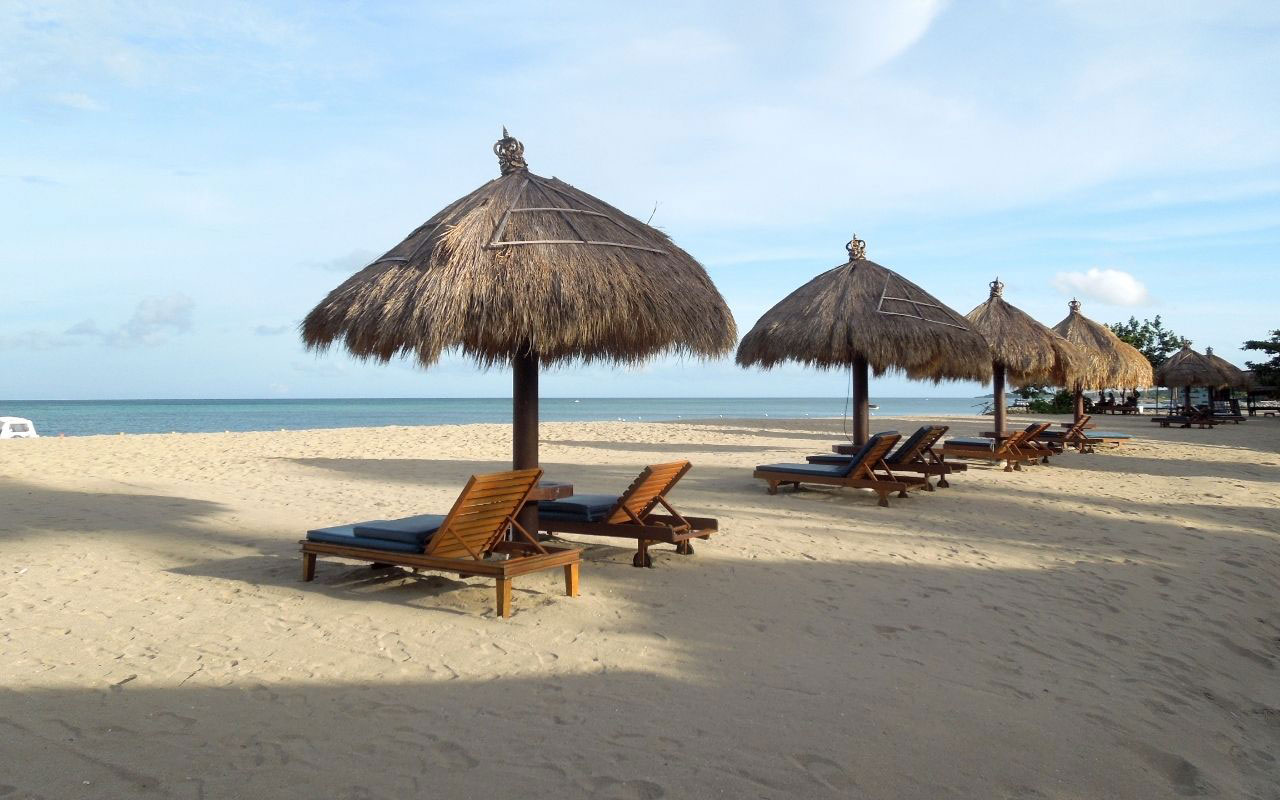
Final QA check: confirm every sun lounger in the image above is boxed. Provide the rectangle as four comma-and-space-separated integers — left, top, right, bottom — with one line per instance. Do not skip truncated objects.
805, 425, 966, 487
537, 461, 717, 568
300, 468, 581, 618
978, 422, 1055, 462
939, 428, 1035, 471
1039, 415, 1091, 452
754, 432, 930, 507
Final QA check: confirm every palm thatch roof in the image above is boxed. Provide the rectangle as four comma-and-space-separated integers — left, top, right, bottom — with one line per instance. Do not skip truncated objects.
964, 279, 1100, 387
1051, 299, 1154, 388
302, 130, 736, 368
1155, 342, 1233, 388
1204, 346, 1252, 388
735, 237, 991, 382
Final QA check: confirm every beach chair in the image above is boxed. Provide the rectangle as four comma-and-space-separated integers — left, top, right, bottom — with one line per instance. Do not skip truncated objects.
939, 428, 1035, 471
980, 422, 1055, 462
300, 468, 581, 618
537, 461, 717, 568
1039, 415, 1091, 452
805, 425, 966, 487
754, 432, 929, 507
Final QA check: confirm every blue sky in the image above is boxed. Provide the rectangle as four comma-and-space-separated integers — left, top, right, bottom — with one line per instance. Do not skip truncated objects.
3, 1, 1278, 400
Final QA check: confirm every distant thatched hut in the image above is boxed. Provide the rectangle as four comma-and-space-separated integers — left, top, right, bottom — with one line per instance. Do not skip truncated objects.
1051, 299, 1154, 421
964, 279, 1097, 433
736, 236, 990, 444
1204, 346, 1251, 389
1155, 342, 1233, 411
303, 130, 735, 527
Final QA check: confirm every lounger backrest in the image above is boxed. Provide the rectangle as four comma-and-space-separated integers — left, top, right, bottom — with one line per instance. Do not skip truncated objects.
606, 461, 691, 524
1023, 422, 1052, 440
886, 426, 946, 465
995, 429, 1029, 453
425, 468, 542, 560
846, 432, 901, 477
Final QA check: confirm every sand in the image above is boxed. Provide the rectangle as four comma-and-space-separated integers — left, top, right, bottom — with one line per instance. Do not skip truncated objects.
2, 413, 1278, 799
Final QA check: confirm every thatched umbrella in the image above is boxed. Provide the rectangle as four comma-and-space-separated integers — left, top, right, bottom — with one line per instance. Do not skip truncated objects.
1051, 299, 1154, 422
964, 279, 1097, 434
1204, 346, 1251, 389
303, 130, 736, 530
736, 236, 991, 444
1155, 341, 1233, 412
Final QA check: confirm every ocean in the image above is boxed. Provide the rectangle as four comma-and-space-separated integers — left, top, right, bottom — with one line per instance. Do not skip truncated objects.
1, 397, 989, 437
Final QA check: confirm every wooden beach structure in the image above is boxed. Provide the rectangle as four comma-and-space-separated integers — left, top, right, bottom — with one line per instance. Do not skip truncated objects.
1153, 341, 1233, 425
302, 130, 736, 536
1051, 299, 1153, 424
736, 236, 990, 445
964, 279, 1095, 435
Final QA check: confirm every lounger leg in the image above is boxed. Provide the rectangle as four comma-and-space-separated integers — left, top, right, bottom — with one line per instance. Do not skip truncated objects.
938, 474, 950, 488
301, 552, 316, 582
923, 480, 934, 492
564, 563, 579, 597
766, 480, 779, 495
877, 491, 889, 508
495, 578, 513, 618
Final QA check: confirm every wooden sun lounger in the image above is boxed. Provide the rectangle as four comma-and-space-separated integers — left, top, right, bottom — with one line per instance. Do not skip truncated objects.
940, 428, 1035, 472
537, 461, 717, 568
808, 425, 966, 487
300, 468, 581, 618
1040, 415, 1091, 453
1152, 407, 1218, 428
754, 432, 930, 507
980, 422, 1054, 463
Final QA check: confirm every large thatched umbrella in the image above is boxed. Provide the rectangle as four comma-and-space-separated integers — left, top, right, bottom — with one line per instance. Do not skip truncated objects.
303, 130, 736, 530
1051, 299, 1154, 422
965, 279, 1097, 434
736, 236, 991, 445
1155, 341, 1232, 412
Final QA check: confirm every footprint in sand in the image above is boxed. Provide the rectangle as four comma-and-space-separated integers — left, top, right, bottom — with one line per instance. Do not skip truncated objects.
789, 753, 856, 792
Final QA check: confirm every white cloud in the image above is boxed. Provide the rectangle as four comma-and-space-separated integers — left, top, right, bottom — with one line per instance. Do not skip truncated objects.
1052, 268, 1149, 306
49, 91, 103, 111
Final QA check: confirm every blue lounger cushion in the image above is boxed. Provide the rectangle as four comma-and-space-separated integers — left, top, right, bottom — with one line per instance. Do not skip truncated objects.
306, 524, 425, 554
755, 463, 852, 478
353, 513, 446, 545
946, 437, 997, 449
1087, 431, 1132, 439
538, 493, 619, 523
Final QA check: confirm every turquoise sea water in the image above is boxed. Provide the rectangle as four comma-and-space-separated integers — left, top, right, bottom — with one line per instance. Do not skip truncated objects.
0, 397, 988, 437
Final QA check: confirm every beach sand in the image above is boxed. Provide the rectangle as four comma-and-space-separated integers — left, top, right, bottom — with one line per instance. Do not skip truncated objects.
2, 413, 1278, 798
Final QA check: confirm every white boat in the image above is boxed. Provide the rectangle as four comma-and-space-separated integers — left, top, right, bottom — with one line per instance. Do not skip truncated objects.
0, 417, 38, 439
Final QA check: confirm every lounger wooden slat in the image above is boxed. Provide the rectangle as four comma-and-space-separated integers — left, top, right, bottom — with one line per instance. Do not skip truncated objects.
538, 461, 718, 568
300, 468, 582, 618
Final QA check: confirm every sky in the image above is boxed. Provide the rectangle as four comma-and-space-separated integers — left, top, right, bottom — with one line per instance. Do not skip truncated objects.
2, 0, 1278, 400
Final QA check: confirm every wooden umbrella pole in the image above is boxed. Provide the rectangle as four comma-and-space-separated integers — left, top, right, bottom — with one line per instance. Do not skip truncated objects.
1073, 388, 1085, 424
513, 349, 539, 537
1183, 385, 1192, 415
853, 356, 869, 445
992, 362, 1006, 435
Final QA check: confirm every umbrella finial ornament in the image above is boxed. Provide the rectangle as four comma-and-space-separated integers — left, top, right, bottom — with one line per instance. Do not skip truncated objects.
1205, 346, 1214, 355
1181, 337, 1191, 348
846, 235, 866, 261
989, 277, 1004, 297
1068, 298, 1081, 313
494, 128, 528, 175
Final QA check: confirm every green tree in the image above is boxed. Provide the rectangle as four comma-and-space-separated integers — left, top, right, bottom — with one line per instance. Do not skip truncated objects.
1242, 330, 1280, 385
1108, 315, 1182, 367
